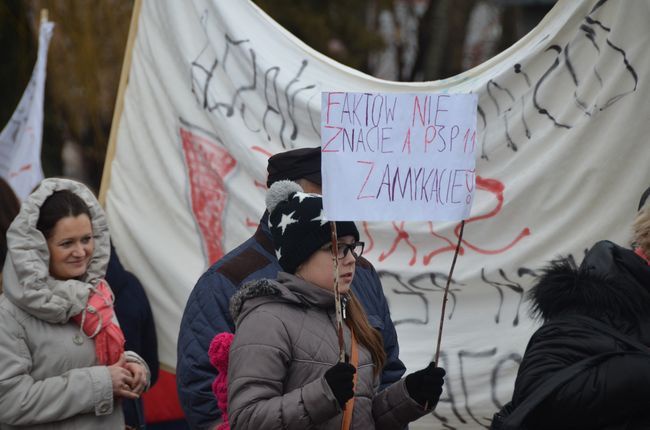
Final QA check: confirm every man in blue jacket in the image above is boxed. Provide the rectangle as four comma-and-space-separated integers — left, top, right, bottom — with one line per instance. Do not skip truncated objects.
176, 147, 405, 429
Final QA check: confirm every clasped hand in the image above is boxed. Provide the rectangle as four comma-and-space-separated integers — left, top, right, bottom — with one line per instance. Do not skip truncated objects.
108, 354, 148, 399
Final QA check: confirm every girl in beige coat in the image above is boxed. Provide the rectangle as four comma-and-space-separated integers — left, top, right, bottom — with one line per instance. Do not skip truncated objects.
0, 178, 149, 429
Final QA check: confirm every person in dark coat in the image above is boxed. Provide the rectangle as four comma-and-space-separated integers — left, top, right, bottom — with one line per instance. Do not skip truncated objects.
107, 243, 160, 429
176, 147, 406, 429
503, 187, 650, 430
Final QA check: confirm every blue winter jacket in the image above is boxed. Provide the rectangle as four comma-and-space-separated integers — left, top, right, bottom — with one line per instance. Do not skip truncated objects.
176, 213, 405, 430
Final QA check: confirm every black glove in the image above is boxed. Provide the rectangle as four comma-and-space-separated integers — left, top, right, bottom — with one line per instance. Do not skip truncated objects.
324, 362, 356, 408
405, 362, 446, 408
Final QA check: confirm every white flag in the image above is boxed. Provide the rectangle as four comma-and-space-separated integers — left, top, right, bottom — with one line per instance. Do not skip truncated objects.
0, 20, 54, 200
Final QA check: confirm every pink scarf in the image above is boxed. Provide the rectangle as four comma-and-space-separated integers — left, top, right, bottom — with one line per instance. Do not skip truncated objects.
72, 279, 125, 365
635, 247, 650, 265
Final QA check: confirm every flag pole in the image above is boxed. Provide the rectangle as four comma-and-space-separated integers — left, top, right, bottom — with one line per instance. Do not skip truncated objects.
329, 221, 346, 363
98, 0, 143, 206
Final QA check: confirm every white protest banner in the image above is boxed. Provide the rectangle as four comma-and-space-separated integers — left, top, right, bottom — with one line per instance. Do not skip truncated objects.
321, 92, 478, 221
103, 0, 650, 427
0, 19, 54, 200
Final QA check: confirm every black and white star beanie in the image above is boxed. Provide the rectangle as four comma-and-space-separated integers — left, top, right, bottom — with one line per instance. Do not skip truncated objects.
266, 180, 359, 274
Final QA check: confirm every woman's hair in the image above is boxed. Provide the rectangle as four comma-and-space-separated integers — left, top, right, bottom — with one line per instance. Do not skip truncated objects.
633, 202, 650, 255
36, 190, 92, 239
346, 293, 386, 377
1, 178, 20, 269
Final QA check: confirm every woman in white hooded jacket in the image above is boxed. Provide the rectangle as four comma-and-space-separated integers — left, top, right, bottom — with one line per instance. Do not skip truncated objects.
0, 178, 150, 429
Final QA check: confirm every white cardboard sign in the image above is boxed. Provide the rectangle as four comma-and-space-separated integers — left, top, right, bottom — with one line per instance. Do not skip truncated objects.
321, 92, 478, 221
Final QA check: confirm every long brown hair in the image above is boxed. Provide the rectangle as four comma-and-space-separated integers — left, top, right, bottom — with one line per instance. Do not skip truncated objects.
345, 293, 386, 377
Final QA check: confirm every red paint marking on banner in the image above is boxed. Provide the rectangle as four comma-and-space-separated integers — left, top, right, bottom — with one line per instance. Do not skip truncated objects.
180, 127, 237, 265
246, 217, 259, 228
422, 222, 465, 265
378, 221, 417, 266
143, 369, 185, 423
251, 145, 273, 157
456, 176, 531, 254
365, 176, 529, 265
9, 164, 32, 178
250, 147, 273, 188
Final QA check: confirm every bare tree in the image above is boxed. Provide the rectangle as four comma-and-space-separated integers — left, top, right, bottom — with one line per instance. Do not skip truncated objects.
23, 0, 133, 187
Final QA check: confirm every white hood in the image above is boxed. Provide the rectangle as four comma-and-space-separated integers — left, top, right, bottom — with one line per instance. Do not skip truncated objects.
2, 178, 110, 323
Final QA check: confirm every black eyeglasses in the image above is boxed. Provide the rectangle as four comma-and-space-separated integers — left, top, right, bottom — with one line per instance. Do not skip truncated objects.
322, 241, 365, 260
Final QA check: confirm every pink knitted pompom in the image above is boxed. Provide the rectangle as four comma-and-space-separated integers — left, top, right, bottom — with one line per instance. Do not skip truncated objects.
209, 332, 234, 371
209, 332, 235, 430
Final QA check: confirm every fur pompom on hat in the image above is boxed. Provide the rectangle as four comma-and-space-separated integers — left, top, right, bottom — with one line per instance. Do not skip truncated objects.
266, 180, 359, 274
265, 180, 303, 214
209, 332, 234, 430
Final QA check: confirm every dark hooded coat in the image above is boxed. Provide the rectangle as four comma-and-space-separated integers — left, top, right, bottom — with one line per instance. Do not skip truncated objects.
510, 240, 650, 430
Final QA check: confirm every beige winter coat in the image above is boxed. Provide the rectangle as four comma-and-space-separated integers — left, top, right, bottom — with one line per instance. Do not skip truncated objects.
228, 272, 429, 429
0, 178, 143, 429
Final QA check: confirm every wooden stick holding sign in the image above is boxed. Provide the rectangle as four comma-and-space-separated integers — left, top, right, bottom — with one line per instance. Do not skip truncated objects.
329, 221, 346, 363
423, 220, 465, 411
434, 220, 466, 366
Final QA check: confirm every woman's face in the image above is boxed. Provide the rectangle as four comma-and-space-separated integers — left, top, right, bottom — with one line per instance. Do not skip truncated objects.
46, 214, 94, 280
295, 235, 358, 294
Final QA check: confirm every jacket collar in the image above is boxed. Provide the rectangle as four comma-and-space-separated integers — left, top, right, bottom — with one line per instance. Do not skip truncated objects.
276, 272, 337, 308
254, 211, 275, 256
230, 272, 337, 324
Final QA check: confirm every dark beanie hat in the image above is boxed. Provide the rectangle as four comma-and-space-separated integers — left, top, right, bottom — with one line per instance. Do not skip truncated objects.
266, 180, 359, 274
266, 147, 321, 187
639, 186, 650, 211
